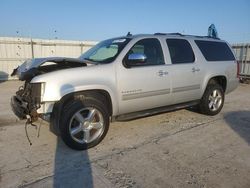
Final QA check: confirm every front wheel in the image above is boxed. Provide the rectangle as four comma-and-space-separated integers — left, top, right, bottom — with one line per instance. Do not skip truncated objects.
60, 95, 109, 150
199, 84, 224, 116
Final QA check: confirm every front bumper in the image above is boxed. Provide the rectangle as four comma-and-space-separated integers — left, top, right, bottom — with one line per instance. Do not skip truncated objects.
11, 96, 28, 120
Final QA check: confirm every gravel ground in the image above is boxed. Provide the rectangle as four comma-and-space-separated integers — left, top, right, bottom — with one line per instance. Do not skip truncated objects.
0, 81, 250, 188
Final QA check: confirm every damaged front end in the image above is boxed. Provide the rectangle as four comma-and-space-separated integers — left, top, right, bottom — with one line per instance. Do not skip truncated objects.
11, 82, 43, 122
11, 57, 88, 122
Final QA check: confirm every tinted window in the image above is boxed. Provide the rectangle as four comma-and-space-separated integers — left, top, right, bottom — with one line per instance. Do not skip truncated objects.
195, 40, 235, 61
166, 39, 195, 64
126, 38, 165, 66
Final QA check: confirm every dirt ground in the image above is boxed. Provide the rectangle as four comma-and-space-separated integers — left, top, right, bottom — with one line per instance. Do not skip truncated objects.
0, 81, 250, 188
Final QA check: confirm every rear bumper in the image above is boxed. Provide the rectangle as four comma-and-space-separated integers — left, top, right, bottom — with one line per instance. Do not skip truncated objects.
226, 78, 239, 94
11, 96, 28, 119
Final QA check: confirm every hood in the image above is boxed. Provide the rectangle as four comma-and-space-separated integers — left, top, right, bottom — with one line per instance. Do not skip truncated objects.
11, 57, 88, 81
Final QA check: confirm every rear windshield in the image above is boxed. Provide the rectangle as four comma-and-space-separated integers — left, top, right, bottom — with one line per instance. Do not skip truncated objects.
195, 40, 235, 61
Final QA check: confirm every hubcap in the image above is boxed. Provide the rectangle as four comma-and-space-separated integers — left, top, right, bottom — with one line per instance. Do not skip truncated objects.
69, 107, 104, 144
208, 89, 223, 111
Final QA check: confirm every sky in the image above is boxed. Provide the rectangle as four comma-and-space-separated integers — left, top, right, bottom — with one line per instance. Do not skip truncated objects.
0, 0, 249, 44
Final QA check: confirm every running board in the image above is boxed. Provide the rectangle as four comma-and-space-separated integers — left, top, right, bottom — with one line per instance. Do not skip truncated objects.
114, 100, 200, 121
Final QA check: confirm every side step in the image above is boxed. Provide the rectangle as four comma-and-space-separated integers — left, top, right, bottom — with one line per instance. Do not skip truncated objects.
114, 100, 200, 121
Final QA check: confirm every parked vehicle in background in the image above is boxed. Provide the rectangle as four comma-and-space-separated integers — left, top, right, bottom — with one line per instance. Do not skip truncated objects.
11, 32, 239, 150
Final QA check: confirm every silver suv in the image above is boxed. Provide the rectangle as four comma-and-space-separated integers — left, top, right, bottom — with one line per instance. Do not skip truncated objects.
11, 33, 239, 150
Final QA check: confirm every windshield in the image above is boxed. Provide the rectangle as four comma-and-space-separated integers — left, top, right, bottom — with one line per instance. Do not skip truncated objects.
79, 38, 131, 64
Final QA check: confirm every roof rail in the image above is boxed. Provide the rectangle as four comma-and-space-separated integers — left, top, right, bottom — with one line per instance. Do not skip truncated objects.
154, 32, 220, 40
154, 32, 183, 36
185, 34, 220, 40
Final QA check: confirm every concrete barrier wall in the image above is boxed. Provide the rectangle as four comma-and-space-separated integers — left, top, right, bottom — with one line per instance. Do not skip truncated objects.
0, 37, 97, 80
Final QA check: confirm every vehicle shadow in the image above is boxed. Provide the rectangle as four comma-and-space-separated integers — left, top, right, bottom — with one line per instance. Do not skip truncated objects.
53, 83, 93, 188
53, 137, 93, 188
224, 111, 250, 144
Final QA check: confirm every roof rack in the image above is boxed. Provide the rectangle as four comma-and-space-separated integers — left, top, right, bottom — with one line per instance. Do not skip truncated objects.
185, 34, 220, 40
154, 32, 220, 40
154, 32, 183, 36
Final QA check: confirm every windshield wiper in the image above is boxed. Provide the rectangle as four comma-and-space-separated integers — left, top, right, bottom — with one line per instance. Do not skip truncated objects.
81, 58, 97, 65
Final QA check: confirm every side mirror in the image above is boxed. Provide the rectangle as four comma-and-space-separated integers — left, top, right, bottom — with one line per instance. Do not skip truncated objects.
126, 53, 147, 67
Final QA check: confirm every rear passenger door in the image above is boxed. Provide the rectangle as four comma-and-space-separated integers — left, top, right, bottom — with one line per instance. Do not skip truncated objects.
166, 38, 203, 104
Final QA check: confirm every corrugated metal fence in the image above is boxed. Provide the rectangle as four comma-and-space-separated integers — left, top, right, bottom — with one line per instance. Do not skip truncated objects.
0, 37, 97, 80
232, 44, 250, 79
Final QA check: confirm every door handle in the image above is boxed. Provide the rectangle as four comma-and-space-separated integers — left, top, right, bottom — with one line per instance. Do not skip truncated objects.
192, 67, 200, 72
158, 70, 168, 76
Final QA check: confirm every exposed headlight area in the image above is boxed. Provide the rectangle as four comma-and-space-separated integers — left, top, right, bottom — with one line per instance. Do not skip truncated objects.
29, 82, 45, 106
22, 82, 43, 108
11, 82, 45, 122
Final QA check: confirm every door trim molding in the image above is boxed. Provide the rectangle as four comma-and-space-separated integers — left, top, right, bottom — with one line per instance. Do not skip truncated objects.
172, 84, 200, 93
122, 88, 170, 101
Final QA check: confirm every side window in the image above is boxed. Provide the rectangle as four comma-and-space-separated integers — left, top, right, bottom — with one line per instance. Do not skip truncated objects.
166, 39, 195, 64
195, 40, 235, 61
126, 38, 165, 66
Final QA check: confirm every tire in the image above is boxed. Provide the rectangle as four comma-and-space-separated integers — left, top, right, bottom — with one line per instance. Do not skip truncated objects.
199, 84, 224, 116
59, 94, 110, 150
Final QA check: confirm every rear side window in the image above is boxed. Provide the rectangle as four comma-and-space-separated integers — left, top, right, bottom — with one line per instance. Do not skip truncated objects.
195, 40, 235, 61
166, 39, 195, 64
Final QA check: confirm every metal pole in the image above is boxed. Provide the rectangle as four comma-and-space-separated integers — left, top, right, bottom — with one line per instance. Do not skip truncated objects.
80, 42, 83, 54
243, 44, 247, 77
241, 45, 247, 77
246, 44, 250, 78
31, 38, 34, 58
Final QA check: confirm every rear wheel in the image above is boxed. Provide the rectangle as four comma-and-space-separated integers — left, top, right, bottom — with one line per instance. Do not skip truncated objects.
60, 94, 109, 150
199, 84, 224, 115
